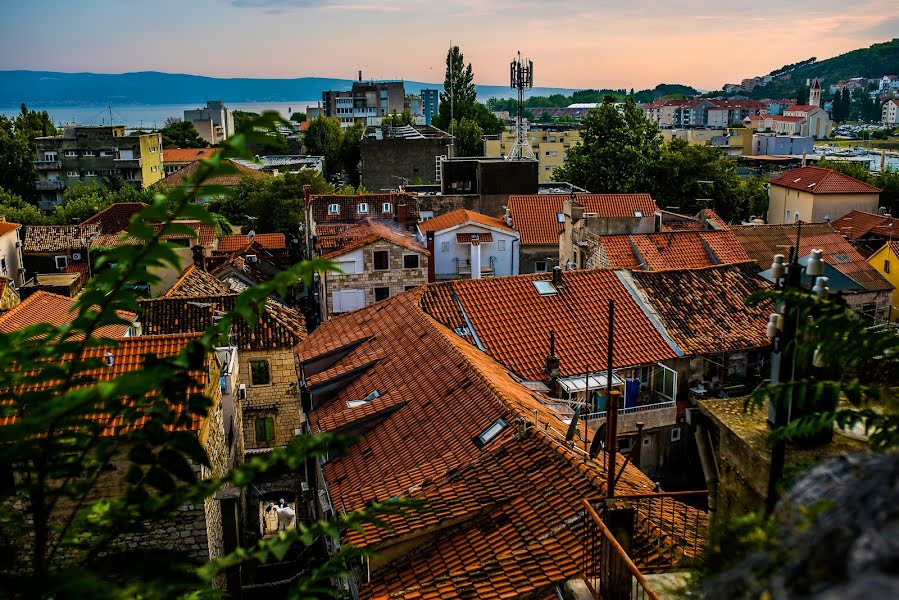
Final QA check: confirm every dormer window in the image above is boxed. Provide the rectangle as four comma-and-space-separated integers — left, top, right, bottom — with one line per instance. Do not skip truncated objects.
328, 204, 340, 215
634, 210, 643, 218
382, 202, 392, 213
474, 417, 509, 448
358, 202, 369, 214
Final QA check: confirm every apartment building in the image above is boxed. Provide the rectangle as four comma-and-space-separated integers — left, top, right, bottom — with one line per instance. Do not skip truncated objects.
484, 126, 582, 182
184, 100, 235, 144
421, 88, 439, 125
33, 126, 164, 209
321, 74, 407, 128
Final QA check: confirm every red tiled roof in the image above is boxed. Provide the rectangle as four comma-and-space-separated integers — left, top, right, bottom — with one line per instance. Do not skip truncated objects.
418, 209, 514, 234
420, 270, 677, 378
830, 209, 898, 240
165, 265, 231, 297
23, 224, 102, 253
91, 221, 216, 250
319, 219, 428, 259
0, 290, 133, 337
0, 221, 20, 236
161, 158, 268, 187
597, 231, 749, 270
308, 193, 419, 224
768, 166, 881, 194
218, 232, 286, 253
0, 333, 209, 435
81, 203, 148, 235
161, 147, 218, 163
509, 194, 658, 245
730, 223, 892, 292
784, 104, 819, 113
771, 115, 806, 123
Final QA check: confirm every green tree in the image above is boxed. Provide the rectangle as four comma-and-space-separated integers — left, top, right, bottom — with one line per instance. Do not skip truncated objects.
453, 117, 484, 157
158, 120, 208, 149
0, 113, 408, 597
873, 167, 899, 214
303, 116, 343, 178
340, 122, 364, 187
231, 110, 289, 155
383, 110, 415, 127
796, 86, 810, 106
553, 97, 663, 195
0, 104, 59, 200
0, 186, 50, 225
289, 111, 307, 122
470, 102, 505, 135
434, 45, 477, 132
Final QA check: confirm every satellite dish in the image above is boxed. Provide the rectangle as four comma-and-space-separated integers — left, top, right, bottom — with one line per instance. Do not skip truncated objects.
565, 406, 581, 441
589, 423, 607, 458
247, 230, 256, 241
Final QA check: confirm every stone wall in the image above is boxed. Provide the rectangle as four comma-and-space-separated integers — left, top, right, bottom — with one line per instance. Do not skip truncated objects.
519, 244, 559, 274
240, 347, 302, 452
323, 240, 428, 317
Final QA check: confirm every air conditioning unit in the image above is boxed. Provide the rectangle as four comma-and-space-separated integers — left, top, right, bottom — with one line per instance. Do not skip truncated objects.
237, 384, 247, 400
245, 254, 258, 263
72, 252, 82, 262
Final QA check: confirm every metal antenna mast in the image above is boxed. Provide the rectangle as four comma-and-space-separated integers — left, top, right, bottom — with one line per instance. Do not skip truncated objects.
508, 51, 535, 160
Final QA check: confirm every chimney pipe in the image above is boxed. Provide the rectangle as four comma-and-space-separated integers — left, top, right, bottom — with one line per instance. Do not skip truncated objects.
545, 329, 561, 381
552, 265, 563, 287
358, 70, 362, 82
426, 231, 436, 283
191, 245, 206, 270
470, 239, 481, 280
397, 200, 410, 230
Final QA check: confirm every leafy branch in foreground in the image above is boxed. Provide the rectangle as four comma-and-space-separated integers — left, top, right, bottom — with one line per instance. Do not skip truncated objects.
0, 111, 414, 598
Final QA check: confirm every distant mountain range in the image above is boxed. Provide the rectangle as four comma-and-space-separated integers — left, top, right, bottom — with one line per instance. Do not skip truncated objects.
0, 70, 579, 106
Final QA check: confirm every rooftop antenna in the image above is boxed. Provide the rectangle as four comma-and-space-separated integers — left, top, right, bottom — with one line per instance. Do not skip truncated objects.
508, 51, 535, 160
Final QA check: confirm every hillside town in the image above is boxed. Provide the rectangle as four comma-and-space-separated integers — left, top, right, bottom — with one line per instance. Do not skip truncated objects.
1, 20, 898, 600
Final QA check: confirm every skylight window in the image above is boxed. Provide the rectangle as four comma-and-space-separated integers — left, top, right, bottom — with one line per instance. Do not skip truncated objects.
533, 280, 557, 296
634, 210, 644, 217
474, 418, 509, 448
347, 389, 381, 408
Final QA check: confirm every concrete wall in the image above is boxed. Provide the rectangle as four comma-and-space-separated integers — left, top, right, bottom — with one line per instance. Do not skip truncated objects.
519, 244, 559, 274
0, 227, 24, 286
431, 224, 519, 278
361, 137, 449, 191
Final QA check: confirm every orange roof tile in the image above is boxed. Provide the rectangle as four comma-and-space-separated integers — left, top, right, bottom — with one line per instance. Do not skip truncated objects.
161, 147, 219, 163
90, 221, 216, 250
598, 231, 749, 270
0, 290, 133, 337
164, 265, 231, 297
418, 209, 514, 234
768, 166, 881, 194
161, 158, 268, 187
831, 209, 898, 241
509, 194, 659, 245
81, 202, 148, 235
320, 219, 428, 259
308, 193, 419, 224
24, 224, 101, 253
218, 232, 286, 253
0, 221, 21, 236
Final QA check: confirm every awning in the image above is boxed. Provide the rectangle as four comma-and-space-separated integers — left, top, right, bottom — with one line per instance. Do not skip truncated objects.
456, 232, 493, 243
557, 373, 625, 394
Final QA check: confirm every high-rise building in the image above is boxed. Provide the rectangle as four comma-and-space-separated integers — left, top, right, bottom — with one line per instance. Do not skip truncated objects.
321, 73, 407, 128
421, 89, 440, 126
183, 100, 235, 144
33, 126, 164, 209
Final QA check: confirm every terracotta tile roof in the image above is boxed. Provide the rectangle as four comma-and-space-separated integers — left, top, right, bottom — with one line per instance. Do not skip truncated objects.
420, 270, 677, 378
161, 158, 268, 187
164, 265, 232, 298
161, 147, 219, 163
0, 290, 133, 337
597, 231, 749, 270
138, 294, 305, 350
831, 209, 898, 240
218, 232, 286, 253
624, 264, 771, 355
0, 333, 209, 435
418, 209, 514, 234
308, 193, 419, 224
320, 219, 428, 259
509, 194, 659, 245
768, 166, 881, 194
730, 223, 892, 292
211, 255, 283, 290
81, 203, 148, 235
0, 221, 21, 236
23, 224, 101, 253
296, 291, 705, 599
784, 104, 819, 113
90, 221, 216, 250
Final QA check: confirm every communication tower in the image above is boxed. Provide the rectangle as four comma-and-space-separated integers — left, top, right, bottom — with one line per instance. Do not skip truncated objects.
508, 51, 535, 160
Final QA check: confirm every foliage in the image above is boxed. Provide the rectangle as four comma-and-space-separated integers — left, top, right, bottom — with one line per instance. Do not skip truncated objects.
158, 121, 208, 149
830, 88, 851, 122
382, 110, 414, 127
0, 104, 59, 200
289, 112, 306, 123
817, 159, 899, 214
452, 117, 485, 157
207, 169, 333, 234
231, 111, 289, 155
0, 112, 410, 597
432, 46, 503, 136
0, 186, 50, 224
339, 122, 364, 187
486, 84, 699, 115
302, 116, 343, 178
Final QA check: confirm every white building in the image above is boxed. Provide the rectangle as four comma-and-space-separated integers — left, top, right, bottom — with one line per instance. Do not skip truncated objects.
883, 99, 899, 126
184, 100, 235, 144
0, 221, 25, 287
418, 209, 520, 281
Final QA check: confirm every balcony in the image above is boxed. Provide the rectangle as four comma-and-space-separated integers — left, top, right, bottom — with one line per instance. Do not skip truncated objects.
35, 179, 66, 191
33, 160, 61, 170
114, 158, 142, 169
454, 257, 495, 277
583, 400, 678, 434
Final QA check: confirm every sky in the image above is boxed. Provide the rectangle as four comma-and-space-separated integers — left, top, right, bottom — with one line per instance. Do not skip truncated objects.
0, 0, 896, 90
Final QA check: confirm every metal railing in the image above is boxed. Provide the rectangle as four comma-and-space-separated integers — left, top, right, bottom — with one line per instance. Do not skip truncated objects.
582, 500, 661, 600
581, 400, 676, 422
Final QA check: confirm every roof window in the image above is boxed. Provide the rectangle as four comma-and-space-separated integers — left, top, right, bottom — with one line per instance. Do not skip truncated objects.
474, 417, 509, 448
328, 204, 340, 215
358, 202, 369, 213
382, 202, 392, 213
634, 210, 644, 218
533, 280, 557, 296
347, 389, 381, 408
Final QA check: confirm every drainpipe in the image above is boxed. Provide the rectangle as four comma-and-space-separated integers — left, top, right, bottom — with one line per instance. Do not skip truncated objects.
426, 231, 436, 283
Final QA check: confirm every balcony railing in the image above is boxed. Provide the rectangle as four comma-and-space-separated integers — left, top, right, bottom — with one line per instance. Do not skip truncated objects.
33, 160, 62, 170
35, 179, 66, 191
577, 400, 677, 434
114, 158, 142, 168
582, 490, 708, 600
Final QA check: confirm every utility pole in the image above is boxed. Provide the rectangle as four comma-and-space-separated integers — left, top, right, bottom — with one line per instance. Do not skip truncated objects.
604, 299, 618, 498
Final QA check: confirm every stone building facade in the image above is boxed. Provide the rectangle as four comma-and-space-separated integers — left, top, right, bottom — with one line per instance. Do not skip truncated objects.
240, 347, 303, 452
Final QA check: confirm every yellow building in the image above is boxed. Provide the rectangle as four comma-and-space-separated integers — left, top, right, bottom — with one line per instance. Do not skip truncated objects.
484, 127, 581, 182
868, 241, 899, 321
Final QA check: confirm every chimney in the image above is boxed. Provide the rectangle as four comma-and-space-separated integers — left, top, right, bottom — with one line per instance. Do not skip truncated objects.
192, 245, 206, 270
302, 184, 312, 202
358, 70, 363, 83
552, 265, 563, 287
397, 201, 410, 230
426, 231, 436, 283
545, 329, 561, 381
470, 238, 481, 280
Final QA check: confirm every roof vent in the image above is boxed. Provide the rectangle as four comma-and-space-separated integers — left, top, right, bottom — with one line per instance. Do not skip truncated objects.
104, 352, 114, 367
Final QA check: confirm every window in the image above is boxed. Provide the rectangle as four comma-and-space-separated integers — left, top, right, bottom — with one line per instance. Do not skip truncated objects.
82, 150, 95, 157
374, 287, 390, 302
382, 202, 392, 213
671, 427, 682, 442
328, 204, 340, 215
498, 239, 506, 251
150, 165, 158, 172
64, 150, 77, 157
474, 417, 509, 448
335, 259, 358, 275
149, 146, 158, 153
250, 360, 270, 385
358, 202, 369, 213
67, 170, 79, 177
84, 170, 98, 177
534, 261, 547, 273
404, 285, 418, 292
643, 436, 653, 447
373, 250, 389, 270
785, 209, 791, 222
333, 289, 365, 313
885, 259, 891, 274
794, 211, 800, 223
54, 255, 68, 270
0, 257, 6, 273
441, 240, 450, 252
254, 417, 275, 443
403, 254, 419, 269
